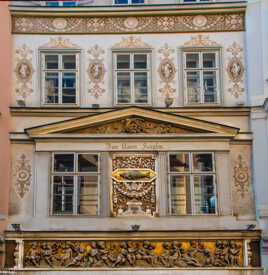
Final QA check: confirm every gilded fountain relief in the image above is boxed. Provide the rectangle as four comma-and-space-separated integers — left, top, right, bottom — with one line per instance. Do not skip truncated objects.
112, 154, 156, 217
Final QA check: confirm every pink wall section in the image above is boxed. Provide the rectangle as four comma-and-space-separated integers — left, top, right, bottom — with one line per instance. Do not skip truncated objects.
0, 1, 11, 268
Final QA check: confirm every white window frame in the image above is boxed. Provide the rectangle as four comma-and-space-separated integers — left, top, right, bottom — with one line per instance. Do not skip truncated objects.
168, 152, 217, 216
50, 152, 101, 216
181, 0, 215, 3
113, 51, 152, 106
40, 50, 80, 106
182, 48, 221, 105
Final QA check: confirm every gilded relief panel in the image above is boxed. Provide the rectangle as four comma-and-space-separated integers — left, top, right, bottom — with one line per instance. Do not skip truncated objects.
231, 145, 255, 217
22, 239, 244, 268
68, 117, 200, 134
112, 154, 157, 216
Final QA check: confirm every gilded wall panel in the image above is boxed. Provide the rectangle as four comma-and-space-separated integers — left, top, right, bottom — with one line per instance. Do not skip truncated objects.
21, 239, 244, 269
12, 13, 245, 34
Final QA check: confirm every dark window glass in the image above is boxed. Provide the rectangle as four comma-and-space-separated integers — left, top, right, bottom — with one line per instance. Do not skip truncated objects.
169, 154, 190, 172
78, 154, 98, 172
54, 154, 74, 172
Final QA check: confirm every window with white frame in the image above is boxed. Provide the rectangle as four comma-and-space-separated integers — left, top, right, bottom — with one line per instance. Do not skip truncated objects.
51, 153, 100, 215
183, 50, 220, 104
41, 52, 80, 105
168, 152, 216, 215
114, 0, 145, 4
114, 52, 151, 105
183, 0, 214, 3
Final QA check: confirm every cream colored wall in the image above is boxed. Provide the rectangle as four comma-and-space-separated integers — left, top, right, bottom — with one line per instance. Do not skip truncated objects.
12, 32, 247, 108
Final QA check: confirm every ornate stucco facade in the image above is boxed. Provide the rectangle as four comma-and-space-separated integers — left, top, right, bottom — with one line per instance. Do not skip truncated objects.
3, 1, 264, 274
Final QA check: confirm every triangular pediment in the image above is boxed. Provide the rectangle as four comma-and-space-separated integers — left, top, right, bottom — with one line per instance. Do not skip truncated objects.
26, 107, 239, 136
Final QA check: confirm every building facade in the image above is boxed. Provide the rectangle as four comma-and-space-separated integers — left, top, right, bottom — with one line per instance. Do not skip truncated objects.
247, 0, 268, 273
3, 0, 263, 274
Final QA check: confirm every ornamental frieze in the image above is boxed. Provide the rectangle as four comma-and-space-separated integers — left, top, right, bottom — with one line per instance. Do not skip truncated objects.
12, 13, 244, 34
22, 239, 244, 268
68, 117, 199, 134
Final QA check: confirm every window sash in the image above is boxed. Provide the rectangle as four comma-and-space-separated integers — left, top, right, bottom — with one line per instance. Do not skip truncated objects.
168, 152, 216, 215
51, 153, 100, 216
41, 53, 79, 105
114, 52, 150, 105
183, 51, 219, 104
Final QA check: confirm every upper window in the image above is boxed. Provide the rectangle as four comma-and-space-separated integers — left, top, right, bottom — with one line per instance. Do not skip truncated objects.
114, 0, 144, 4
183, 50, 220, 105
168, 152, 216, 215
114, 52, 151, 105
183, 0, 213, 2
45, 1, 77, 6
51, 153, 100, 216
41, 52, 80, 105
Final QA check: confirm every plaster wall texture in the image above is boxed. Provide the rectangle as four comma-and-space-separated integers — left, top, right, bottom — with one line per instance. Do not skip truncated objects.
12, 32, 247, 108
0, 0, 12, 268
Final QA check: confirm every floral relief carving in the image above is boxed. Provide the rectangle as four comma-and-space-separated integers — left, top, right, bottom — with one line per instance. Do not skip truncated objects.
112, 36, 151, 49
183, 35, 220, 47
13, 154, 32, 199
87, 45, 106, 99
12, 13, 244, 34
40, 37, 79, 48
233, 154, 249, 198
14, 44, 35, 100
226, 42, 245, 98
157, 44, 177, 104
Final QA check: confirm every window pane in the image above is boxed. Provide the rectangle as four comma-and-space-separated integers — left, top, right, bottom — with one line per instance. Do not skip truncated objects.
45, 55, 58, 69
115, 0, 128, 3
78, 175, 98, 215
62, 1, 76, 6
78, 154, 98, 172
194, 175, 216, 214
203, 71, 217, 103
54, 154, 74, 172
132, 0, 144, 3
117, 72, 131, 103
193, 153, 213, 172
62, 72, 76, 104
186, 53, 199, 68
53, 176, 74, 214
134, 54, 147, 69
186, 71, 200, 103
63, 55, 76, 69
203, 53, 216, 68
169, 154, 190, 172
134, 72, 148, 104
170, 175, 191, 215
44, 72, 59, 104
117, 55, 130, 69
46, 1, 59, 6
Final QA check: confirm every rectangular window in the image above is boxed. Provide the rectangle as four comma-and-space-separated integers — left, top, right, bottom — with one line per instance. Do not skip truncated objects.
183, 50, 220, 104
114, 0, 145, 4
45, 1, 77, 6
114, 52, 151, 105
168, 152, 216, 215
51, 153, 100, 215
41, 52, 80, 105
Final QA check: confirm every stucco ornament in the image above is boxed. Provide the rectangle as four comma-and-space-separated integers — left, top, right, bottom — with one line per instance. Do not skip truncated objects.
40, 37, 79, 48
112, 36, 151, 48
233, 154, 249, 198
87, 45, 106, 99
12, 13, 244, 34
14, 44, 35, 100
183, 35, 220, 47
13, 154, 32, 199
226, 42, 245, 98
157, 44, 177, 104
